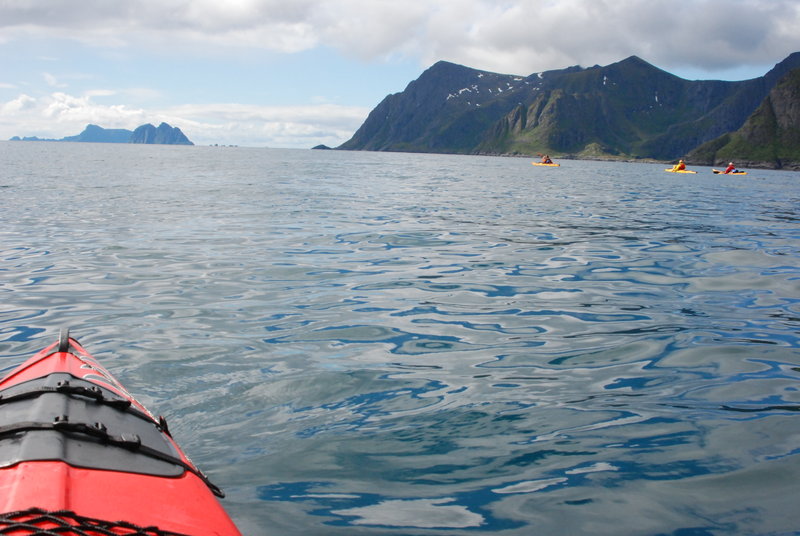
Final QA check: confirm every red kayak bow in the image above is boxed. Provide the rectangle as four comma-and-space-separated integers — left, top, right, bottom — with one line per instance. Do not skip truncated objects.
0, 330, 242, 535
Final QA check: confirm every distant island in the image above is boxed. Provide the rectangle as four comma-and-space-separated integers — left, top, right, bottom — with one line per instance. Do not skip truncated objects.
10, 122, 194, 145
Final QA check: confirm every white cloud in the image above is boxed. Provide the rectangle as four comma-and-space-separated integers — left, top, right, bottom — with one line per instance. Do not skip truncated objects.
2, 0, 798, 76
312, 1, 430, 61
43, 72, 67, 88
413, 0, 800, 76
1, 94, 36, 114
164, 102, 370, 146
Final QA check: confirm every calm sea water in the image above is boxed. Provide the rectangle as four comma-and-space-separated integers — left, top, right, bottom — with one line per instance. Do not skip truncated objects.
1, 142, 799, 535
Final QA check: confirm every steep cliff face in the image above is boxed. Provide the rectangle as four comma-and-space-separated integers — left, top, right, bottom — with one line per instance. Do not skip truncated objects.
688, 68, 800, 169
130, 123, 193, 145
339, 53, 800, 161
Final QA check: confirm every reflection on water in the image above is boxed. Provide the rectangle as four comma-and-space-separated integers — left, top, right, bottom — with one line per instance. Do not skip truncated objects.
1, 143, 799, 535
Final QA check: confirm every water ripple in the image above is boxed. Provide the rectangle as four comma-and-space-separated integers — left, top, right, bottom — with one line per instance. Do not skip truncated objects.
1, 145, 799, 534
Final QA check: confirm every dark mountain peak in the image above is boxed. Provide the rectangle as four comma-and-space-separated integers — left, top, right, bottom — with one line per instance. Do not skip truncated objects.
525, 64, 584, 81
425, 60, 479, 74
603, 55, 674, 79
401, 59, 526, 113
611, 55, 668, 76
782, 51, 800, 66
521, 55, 674, 96
616, 55, 649, 67
414, 60, 512, 91
413, 60, 483, 87
763, 51, 800, 84
770, 51, 800, 71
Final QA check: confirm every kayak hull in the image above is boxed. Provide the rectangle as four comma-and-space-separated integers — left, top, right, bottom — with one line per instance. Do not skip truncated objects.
713, 169, 747, 175
0, 332, 242, 535
0, 464, 232, 534
532, 162, 560, 167
664, 168, 697, 174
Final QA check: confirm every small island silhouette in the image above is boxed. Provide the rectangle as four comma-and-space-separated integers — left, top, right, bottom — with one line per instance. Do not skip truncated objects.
10, 122, 193, 145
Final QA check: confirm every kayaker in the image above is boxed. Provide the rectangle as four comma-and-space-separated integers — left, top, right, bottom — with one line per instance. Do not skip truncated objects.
671, 159, 686, 171
541, 154, 553, 164
723, 162, 738, 174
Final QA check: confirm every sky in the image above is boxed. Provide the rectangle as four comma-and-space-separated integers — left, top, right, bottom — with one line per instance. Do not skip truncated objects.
1, 0, 799, 148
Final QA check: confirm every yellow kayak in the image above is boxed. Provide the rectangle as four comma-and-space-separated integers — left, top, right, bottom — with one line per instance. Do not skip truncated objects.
665, 168, 697, 174
713, 169, 747, 175
532, 162, 560, 167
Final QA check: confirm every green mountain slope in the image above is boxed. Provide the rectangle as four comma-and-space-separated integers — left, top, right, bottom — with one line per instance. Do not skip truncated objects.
688, 68, 800, 169
339, 53, 800, 162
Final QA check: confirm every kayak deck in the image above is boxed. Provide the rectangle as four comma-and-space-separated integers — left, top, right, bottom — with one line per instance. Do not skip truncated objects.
0, 330, 241, 535
664, 168, 697, 174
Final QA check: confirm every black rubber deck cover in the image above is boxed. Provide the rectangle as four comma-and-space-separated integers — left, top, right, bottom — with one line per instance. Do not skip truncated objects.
0, 372, 184, 477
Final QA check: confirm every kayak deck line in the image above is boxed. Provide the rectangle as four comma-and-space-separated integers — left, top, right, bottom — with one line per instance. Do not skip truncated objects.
0, 376, 134, 411
0, 372, 222, 491
0, 506, 190, 536
0, 329, 242, 535
0, 416, 224, 498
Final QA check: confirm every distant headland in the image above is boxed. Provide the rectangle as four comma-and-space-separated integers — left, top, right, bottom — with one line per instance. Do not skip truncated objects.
9, 122, 194, 145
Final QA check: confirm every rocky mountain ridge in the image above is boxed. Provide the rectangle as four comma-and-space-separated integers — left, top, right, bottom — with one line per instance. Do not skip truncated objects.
10, 122, 193, 145
339, 53, 800, 168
